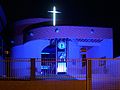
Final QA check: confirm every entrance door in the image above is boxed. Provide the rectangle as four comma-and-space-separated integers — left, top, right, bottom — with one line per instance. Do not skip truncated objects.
41, 45, 56, 75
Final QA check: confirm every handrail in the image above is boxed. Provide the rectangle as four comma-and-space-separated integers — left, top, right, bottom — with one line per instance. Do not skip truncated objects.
1, 58, 120, 61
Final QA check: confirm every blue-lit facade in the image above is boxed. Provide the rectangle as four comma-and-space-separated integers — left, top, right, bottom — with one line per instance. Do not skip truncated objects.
0, 4, 115, 80
8, 17, 113, 78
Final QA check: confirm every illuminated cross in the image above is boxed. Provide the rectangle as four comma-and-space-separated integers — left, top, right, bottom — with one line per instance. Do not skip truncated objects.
48, 6, 61, 26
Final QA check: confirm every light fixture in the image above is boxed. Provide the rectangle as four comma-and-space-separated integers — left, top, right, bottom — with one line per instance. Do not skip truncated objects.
55, 28, 59, 33
91, 29, 94, 34
29, 32, 34, 36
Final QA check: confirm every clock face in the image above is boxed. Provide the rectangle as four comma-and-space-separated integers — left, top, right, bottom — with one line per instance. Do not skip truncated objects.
58, 42, 66, 49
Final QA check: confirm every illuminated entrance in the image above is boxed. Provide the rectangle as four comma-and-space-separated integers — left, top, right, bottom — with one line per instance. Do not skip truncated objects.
57, 39, 67, 74
41, 38, 68, 75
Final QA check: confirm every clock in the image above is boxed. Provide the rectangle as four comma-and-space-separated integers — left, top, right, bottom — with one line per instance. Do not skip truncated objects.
58, 41, 66, 49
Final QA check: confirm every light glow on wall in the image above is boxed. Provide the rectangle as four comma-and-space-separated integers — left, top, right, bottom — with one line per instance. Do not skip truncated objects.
41, 66, 50, 69
57, 62, 67, 72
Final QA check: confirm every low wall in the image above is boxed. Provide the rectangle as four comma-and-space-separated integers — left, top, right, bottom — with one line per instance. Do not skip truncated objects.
0, 80, 86, 90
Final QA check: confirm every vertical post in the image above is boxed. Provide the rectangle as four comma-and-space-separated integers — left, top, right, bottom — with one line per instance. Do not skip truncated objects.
87, 59, 92, 90
30, 58, 35, 80
6, 58, 10, 79
2, 40, 4, 57
56, 38, 58, 74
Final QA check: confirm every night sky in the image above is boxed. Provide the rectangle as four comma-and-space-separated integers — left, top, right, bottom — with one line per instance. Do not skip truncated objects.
0, 0, 119, 26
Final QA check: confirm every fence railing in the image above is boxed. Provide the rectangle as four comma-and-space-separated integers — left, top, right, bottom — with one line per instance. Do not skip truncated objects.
88, 58, 120, 90
0, 58, 87, 80
1, 58, 120, 89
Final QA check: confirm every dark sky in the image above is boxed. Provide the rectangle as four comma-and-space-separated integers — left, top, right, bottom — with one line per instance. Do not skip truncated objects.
0, 0, 120, 26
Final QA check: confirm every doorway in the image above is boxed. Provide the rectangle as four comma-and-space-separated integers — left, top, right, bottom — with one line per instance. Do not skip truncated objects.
41, 45, 56, 75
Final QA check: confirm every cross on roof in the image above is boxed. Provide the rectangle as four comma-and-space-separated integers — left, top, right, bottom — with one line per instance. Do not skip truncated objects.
48, 6, 61, 26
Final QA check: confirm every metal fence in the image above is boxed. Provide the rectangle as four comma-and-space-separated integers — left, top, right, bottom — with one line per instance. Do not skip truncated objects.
0, 58, 120, 90
0, 58, 87, 80
88, 58, 120, 90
